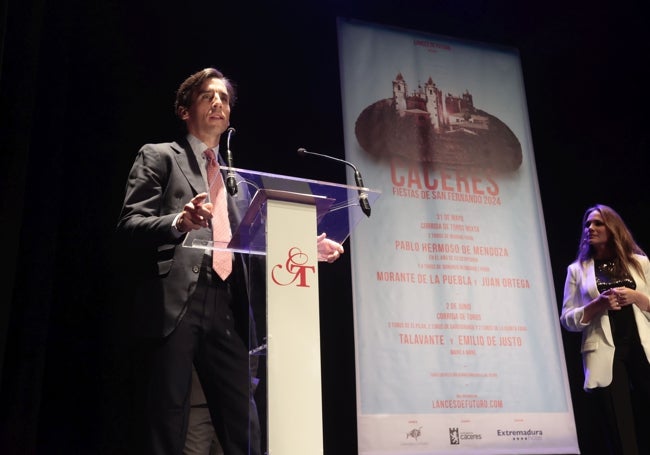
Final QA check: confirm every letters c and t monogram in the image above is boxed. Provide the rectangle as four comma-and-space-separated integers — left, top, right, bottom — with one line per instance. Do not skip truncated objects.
271, 247, 316, 287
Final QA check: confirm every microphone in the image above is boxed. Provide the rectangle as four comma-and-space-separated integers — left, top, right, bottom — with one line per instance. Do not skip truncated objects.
225, 127, 237, 196
297, 147, 371, 217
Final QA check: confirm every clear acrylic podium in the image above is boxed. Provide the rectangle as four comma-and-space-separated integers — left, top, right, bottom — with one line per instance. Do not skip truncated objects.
183, 167, 381, 455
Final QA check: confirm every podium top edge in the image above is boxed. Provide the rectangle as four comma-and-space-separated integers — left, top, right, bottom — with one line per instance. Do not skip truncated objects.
222, 166, 382, 194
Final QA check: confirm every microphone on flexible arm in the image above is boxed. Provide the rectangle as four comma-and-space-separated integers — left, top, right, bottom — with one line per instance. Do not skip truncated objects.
225, 127, 238, 196
297, 147, 371, 217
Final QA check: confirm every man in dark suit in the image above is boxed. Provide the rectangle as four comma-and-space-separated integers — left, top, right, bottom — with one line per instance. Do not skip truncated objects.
116, 67, 343, 455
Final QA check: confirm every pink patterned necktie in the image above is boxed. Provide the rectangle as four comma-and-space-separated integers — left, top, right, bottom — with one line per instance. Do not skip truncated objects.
204, 149, 233, 280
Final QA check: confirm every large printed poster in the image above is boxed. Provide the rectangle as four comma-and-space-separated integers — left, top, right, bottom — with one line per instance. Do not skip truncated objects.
337, 18, 579, 454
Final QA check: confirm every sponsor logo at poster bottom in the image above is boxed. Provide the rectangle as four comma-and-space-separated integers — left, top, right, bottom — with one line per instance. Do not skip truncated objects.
497, 428, 544, 441
401, 424, 428, 447
449, 427, 483, 445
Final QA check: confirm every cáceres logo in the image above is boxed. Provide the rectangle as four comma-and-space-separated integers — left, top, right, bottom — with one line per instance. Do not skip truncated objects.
449, 427, 482, 445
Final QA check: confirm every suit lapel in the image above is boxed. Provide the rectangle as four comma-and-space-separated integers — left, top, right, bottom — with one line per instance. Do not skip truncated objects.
584, 259, 599, 300
172, 139, 205, 195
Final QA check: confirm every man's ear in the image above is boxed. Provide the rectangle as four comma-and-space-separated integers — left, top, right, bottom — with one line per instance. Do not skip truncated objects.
178, 107, 189, 120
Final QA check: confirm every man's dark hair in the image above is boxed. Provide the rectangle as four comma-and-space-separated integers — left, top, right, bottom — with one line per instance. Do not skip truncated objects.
174, 67, 237, 118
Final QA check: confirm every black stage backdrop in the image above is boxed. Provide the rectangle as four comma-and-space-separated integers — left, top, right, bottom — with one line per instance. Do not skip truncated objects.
1, 1, 649, 454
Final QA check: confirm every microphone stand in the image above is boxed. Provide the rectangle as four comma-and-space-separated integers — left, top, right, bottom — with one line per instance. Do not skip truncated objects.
297, 148, 371, 217
225, 127, 238, 196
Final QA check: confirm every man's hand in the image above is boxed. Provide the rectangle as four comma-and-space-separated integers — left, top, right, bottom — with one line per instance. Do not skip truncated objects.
317, 233, 345, 263
177, 192, 214, 232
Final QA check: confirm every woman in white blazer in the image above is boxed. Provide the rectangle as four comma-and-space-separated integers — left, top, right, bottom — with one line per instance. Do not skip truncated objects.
561, 204, 650, 455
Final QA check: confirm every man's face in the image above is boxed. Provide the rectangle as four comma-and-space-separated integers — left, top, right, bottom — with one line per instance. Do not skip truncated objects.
181, 77, 231, 140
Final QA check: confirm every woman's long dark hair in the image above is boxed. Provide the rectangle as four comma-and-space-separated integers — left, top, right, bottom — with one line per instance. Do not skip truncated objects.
577, 204, 646, 280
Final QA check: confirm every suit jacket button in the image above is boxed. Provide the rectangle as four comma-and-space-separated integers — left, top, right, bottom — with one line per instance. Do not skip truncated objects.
192, 265, 200, 273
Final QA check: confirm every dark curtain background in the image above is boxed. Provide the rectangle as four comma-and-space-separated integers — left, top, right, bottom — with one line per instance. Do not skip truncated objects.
1, 0, 648, 454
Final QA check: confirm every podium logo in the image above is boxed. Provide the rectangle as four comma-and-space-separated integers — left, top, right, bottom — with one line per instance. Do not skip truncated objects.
271, 247, 316, 287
